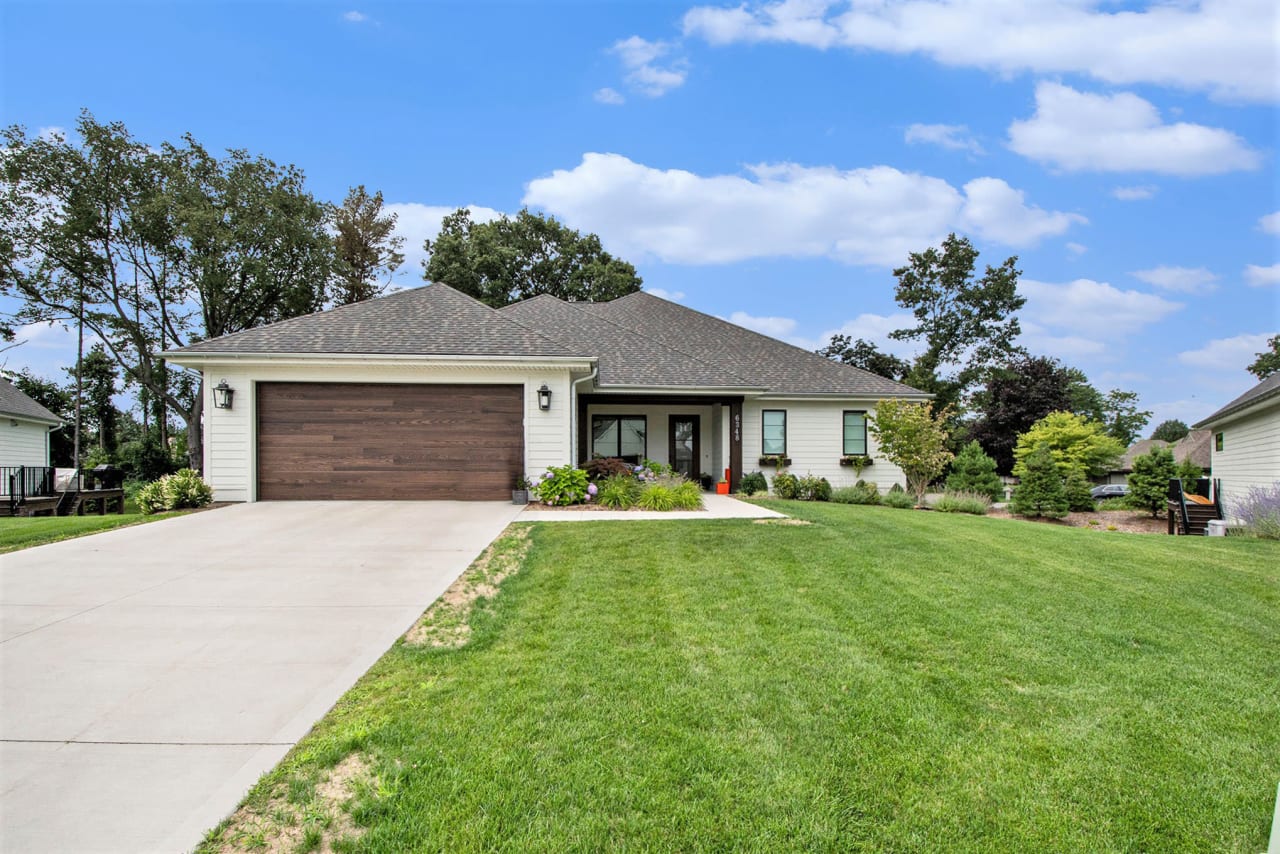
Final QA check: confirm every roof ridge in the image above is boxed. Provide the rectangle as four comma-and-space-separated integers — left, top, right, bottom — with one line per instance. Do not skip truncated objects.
522, 294, 760, 387
609, 291, 925, 396
434, 284, 589, 354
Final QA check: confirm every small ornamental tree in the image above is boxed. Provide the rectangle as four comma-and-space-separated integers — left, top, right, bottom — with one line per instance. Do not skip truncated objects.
868, 399, 954, 506
1010, 443, 1069, 518
1064, 470, 1095, 512
945, 441, 1004, 502
1127, 446, 1177, 517
1012, 411, 1124, 481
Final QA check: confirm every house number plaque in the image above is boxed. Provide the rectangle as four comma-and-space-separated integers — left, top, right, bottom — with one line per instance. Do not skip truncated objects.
733, 412, 741, 442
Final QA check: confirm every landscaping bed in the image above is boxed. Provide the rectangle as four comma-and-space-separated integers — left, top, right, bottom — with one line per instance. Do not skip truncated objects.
989, 507, 1168, 534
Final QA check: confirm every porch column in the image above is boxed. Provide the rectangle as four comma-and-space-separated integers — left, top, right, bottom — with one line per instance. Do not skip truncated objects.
729, 398, 743, 491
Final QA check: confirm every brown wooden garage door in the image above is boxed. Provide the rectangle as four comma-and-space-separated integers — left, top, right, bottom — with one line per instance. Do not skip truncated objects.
256, 382, 523, 500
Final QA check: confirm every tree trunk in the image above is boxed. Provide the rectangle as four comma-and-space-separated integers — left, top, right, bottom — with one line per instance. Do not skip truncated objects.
186, 382, 204, 473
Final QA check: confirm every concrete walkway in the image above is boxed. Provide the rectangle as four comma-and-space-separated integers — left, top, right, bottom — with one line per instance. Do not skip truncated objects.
0, 501, 521, 853
519, 492, 785, 521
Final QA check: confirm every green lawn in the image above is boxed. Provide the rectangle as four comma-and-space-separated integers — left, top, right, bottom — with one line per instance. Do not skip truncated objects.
0, 510, 182, 553
202, 503, 1279, 853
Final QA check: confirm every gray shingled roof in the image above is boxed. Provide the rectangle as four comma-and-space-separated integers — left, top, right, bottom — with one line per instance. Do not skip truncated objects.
167, 283, 928, 397
0, 377, 61, 424
578, 291, 927, 397
1193, 373, 1280, 428
502, 295, 759, 388
167, 284, 585, 358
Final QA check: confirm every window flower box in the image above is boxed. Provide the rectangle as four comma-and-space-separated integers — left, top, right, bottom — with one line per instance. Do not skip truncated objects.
838, 455, 873, 467
758, 455, 792, 467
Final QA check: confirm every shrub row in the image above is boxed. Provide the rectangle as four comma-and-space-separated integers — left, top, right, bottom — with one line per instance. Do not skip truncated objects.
136, 469, 213, 515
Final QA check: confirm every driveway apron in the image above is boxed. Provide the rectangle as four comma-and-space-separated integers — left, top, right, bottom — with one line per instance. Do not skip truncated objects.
0, 501, 521, 853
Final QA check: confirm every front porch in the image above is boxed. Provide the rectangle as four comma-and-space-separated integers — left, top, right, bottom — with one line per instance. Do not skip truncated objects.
575, 393, 745, 490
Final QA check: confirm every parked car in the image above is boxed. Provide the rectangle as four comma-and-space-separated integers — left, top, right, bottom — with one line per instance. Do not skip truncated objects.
1090, 484, 1129, 500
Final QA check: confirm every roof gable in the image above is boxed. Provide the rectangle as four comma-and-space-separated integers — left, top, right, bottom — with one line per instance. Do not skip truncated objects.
1193, 373, 1280, 428
0, 377, 61, 425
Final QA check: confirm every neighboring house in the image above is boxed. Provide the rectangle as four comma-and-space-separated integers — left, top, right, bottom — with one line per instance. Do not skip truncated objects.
0, 377, 61, 469
1104, 430, 1213, 485
166, 284, 929, 502
1193, 373, 1280, 516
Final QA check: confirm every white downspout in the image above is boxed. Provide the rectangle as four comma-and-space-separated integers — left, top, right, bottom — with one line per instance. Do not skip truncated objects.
571, 364, 599, 465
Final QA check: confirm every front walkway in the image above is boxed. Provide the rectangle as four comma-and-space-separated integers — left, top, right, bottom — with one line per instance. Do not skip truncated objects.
0, 501, 521, 853
519, 492, 784, 521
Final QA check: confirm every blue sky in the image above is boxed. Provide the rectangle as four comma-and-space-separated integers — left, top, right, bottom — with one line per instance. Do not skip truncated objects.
2, 0, 1277, 429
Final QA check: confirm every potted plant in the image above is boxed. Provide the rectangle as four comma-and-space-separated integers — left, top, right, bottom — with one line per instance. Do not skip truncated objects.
758, 454, 792, 467
512, 476, 532, 505
716, 479, 731, 495
839, 454, 873, 478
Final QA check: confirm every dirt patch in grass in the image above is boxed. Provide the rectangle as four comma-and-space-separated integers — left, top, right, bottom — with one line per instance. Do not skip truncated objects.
752, 518, 812, 526
405, 524, 532, 648
989, 508, 1168, 534
208, 753, 371, 853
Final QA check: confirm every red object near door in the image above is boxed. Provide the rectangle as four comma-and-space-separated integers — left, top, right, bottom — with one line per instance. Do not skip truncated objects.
716, 482, 730, 495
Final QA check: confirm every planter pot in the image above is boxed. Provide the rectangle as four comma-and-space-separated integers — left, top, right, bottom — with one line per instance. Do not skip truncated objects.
512, 490, 529, 505
715, 482, 730, 495
838, 456, 873, 467
758, 457, 792, 467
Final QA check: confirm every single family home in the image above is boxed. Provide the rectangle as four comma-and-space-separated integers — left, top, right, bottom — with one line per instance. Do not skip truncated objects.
1193, 372, 1280, 516
166, 284, 928, 502
0, 377, 61, 469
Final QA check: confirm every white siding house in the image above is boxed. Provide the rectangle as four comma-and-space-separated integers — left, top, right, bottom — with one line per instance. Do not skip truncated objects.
0, 378, 61, 469
1193, 373, 1280, 519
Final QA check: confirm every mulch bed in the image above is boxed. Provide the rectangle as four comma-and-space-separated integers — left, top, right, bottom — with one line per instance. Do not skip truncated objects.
988, 507, 1167, 534
523, 502, 707, 513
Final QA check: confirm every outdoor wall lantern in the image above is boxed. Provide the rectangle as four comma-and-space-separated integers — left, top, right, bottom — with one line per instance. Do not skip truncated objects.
537, 383, 552, 411
212, 379, 235, 410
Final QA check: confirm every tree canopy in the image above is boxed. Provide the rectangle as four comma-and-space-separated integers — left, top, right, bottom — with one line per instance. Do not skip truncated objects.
1248, 334, 1280, 380
1150, 419, 1190, 443
422, 208, 642, 307
1012, 411, 1125, 480
815, 334, 910, 381
331, 185, 404, 305
968, 355, 1076, 475
868, 399, 954, 506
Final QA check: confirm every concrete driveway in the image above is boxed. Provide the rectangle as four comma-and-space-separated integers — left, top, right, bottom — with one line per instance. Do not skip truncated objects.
0, 501, 521, 853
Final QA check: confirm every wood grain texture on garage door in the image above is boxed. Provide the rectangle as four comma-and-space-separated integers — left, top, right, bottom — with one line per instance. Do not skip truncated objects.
256, 382, 524, 500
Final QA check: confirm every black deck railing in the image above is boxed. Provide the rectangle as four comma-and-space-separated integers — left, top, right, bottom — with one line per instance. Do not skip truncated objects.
3, 465, 58, 515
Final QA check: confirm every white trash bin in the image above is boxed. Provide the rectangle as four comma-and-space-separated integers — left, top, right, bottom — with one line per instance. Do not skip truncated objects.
1206, 519, 1227, 537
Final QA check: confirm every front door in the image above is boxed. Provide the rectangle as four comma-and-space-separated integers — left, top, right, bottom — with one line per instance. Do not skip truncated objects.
668, 415, 700, 482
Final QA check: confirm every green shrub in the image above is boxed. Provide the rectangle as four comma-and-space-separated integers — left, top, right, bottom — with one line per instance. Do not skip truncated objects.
945, 441, 1004, 502
136, 468, 213, 515
637, 484, 676, 511
596, 474, 640, 509
1175, 456, 1203, 488
931, 491, 991, 515
581, 456, 633, 481
772, 471, 800, 499
1096, 495, 1138, 510
739, 471, 768, 496
795, 473, 832, 502
1064, 470, 1096, 512
831, 480, 880, 505
1010, 443, 1069, 519
670, 480, 703, 510
888, 483, 905, 494
1127, 446, 1176, 517
882, 490, 915, 509
534, 465, 590, 505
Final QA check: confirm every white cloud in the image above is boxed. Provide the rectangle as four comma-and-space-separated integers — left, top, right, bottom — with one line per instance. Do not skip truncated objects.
681, 0, 1280, 102
1066, 242, 1087, 256
522, 152, 1083, 267
1008, 83, 1262, 175
645, 287, 685, 301
1018, 321, 1107, 360
958, 177, 1086, 247
904, 123, 984, 155
342, 10, 367, 23
383, 203, 505, 280
1244, 263, 1280, 287
1021, 278, 1184, 337
727, 311, 797, 338
594, 87, 625, 105
1131, 266, 1219, 293
1259, 211, 1280, 235
611, 36, 688, 97
1178, 332, 1274, 371
1112, 185, 1157, 201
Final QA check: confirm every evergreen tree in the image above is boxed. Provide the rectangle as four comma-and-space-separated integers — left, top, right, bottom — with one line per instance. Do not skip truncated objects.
331, 185, 405, 305
1175, 455, 1203, 488
1064, 470, 1095, 512
945, 441, 1004, 501
1128, 447, 1177, 517
1010, 443, 1069, 518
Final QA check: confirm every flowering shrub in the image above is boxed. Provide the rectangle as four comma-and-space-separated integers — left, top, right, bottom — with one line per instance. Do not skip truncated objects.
136, 468, 213, 515
1232, 482, 1280, 540
534, 466, 591, 505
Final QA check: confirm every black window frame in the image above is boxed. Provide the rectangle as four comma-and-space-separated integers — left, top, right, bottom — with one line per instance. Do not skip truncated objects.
591, 414, 648, 462
1215, 432, 1224, 452
761, 409, 787, 456
842, 410, 868, 456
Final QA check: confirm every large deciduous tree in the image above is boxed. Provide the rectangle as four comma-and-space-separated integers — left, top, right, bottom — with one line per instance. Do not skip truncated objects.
816, 334, 910, 381
868, 399, 954, 506
1150, 419, 1190, 442
1012, 411, 1125, 481
968, 355, 1076, 475
422, 208, 642, 307
1, 113, 334, 471
1099, 389, 1151, 447
331, 185, 404, 305
1248, 334, 1280, 380
889, 233, 1025, 414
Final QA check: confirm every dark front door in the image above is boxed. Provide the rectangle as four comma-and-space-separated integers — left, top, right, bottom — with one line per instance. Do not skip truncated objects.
668, 415, 700, 482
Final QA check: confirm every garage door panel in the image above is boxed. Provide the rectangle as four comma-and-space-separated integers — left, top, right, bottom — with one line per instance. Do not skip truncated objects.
256, 382, 524, 500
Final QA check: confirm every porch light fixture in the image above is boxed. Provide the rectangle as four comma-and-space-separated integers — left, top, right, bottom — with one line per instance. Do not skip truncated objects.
212, 379, 235, 410
537, 384, 552, 411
